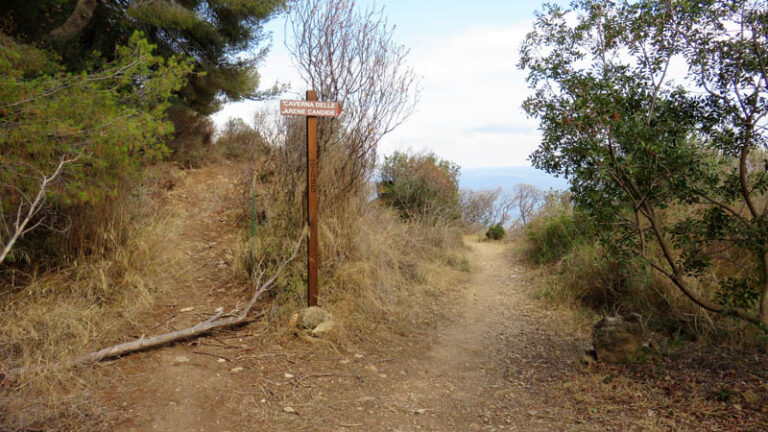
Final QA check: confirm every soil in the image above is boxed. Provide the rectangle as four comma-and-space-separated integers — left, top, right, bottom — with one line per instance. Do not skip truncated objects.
84, 163, 768, 432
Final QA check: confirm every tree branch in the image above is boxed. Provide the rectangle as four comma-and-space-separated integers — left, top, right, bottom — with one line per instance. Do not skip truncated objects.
3, 230, 305, 381
0, 155, 78, 265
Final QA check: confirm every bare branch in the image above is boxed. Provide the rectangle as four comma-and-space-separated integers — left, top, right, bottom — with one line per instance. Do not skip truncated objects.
0, 155, 79, 265
287, 0, 420, 190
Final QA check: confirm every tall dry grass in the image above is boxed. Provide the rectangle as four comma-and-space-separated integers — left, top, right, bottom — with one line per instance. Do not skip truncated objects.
0, 166, 185, 430
517, 191, 768, 343
232, 115, 470, 343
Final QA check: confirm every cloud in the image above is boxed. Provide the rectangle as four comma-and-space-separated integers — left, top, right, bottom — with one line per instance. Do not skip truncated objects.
379, 21, 541, 168
213, 19, 542, 168
465, 124, 537, 135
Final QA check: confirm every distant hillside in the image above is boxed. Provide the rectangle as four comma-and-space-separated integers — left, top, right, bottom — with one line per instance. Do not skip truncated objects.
459, 166, 569, 192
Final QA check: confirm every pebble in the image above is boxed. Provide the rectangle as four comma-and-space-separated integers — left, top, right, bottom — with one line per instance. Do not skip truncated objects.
230, 367, 244, 373
364, 365, 378, 373
283, 406, 297, 414
173, 356, 190, 364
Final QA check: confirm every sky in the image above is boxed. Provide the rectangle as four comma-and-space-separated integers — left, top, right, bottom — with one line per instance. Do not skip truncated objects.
212, 0, 571, 170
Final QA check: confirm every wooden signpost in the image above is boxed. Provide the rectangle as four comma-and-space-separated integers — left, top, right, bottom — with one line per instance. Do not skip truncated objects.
280, 91, 342, 307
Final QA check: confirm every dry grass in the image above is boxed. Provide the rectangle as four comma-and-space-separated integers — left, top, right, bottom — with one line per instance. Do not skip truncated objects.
0, 168, 185, 430
0, 127, 471, 429
232, 136, 470, 347
504, 237, 768, 432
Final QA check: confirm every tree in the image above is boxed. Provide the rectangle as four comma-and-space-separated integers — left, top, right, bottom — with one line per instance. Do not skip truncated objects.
287, 0, 420, 194
510, 184, 543, 228
460, 188, 502, 227
520, 0, 768, 328
1, 32, 192, 265
0, 0, 285, 115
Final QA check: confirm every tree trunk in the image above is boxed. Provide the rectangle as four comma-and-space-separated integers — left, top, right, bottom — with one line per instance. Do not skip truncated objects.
48, 0, 100, 42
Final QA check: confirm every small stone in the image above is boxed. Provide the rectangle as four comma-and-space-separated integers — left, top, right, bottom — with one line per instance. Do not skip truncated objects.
217, 358, 227, 363
414, 409, 427, 415
354, 354, 365, 359
173, 356, 190, 364
311, 319, 336, 337
180, 307, 195, 312
230, 367, 244, 373
364, 365, 378, 373
260, 399, 266, 404
284, 373, 294, 379
592, 315, 644, 363
283, 406, 297, 414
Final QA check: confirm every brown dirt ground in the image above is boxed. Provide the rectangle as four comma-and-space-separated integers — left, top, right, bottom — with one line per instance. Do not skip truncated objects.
79, 163, 768, 432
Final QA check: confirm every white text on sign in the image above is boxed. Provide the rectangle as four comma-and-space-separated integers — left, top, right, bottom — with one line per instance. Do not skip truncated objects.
280, 100, 342, 117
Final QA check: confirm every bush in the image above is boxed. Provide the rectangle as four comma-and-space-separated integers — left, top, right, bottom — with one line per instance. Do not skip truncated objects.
378, 151, 461, 223
486, 224, 505, 240
214, 118, 266, 161
525, 212, 583, 264
0, 32, 192, 266
521, 194, 724, 338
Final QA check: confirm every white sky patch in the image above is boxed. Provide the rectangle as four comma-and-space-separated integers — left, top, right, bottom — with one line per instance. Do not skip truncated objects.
213, 20, 541, 169
380, 23, 539, 168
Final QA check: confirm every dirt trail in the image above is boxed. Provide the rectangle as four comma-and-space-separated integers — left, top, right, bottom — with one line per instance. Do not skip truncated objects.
79, 162, 768, 432
96, 164, 584, 431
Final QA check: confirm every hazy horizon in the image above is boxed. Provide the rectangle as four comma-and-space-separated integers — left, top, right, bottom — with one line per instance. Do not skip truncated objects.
459, 165, 569, 192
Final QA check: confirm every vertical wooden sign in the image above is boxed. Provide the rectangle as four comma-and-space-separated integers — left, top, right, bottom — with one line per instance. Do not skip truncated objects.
280, 93, 341, 307
305, 91, 320, 307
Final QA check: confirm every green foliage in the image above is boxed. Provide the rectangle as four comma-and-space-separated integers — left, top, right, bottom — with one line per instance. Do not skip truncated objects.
0, 0, 285, 114
485, 224, 505, 240
525, 213, 582, 265
520, 0, 768, 327
378, 151, 461, 223
0, 31, 192, 261
523, 192, 589, 264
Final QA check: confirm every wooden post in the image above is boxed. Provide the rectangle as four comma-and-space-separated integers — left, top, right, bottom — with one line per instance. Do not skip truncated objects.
306, 90, 319, 307
280, 93, 340, 307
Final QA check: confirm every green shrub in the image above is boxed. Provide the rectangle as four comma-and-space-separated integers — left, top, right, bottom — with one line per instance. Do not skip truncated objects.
377, 151, 461, 223
525, 212, 583, 264
522, 198, 705, 337
0, 32, 192, 265
485, 223, 505, 240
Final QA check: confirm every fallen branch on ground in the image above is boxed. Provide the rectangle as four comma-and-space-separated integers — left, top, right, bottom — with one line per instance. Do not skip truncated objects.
2, 231, 305, 382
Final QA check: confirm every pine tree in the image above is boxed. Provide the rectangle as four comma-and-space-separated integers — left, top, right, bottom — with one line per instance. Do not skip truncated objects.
0, 0, 285, 114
